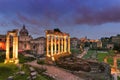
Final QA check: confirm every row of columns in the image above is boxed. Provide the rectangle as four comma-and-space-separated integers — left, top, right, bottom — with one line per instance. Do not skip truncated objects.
46, 34, 70, 58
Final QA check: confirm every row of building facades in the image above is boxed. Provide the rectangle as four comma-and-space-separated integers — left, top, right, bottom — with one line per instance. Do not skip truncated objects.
0, 25, 120, 54
0, 25, 45, 55
70, 35, 120, 50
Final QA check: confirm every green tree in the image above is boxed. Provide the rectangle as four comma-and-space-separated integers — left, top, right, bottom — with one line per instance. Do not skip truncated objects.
113, 43, 120, 53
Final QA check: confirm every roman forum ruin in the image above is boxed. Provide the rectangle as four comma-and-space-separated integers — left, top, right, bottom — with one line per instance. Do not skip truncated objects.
46, 30, 71, 61
4, 29, 19, 64
104, 55, 120, 74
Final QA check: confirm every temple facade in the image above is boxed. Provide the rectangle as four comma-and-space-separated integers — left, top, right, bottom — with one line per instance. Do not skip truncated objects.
46, 29, 71, 61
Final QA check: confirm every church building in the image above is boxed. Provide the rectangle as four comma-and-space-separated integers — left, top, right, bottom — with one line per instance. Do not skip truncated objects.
19, 25, 46, 55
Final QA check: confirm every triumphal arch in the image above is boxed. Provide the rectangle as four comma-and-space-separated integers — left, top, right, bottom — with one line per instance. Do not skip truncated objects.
46, 29, 71, 61
4, 29, 19, 64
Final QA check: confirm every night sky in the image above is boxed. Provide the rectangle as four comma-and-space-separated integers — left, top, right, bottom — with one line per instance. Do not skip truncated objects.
0, 0, 120, 39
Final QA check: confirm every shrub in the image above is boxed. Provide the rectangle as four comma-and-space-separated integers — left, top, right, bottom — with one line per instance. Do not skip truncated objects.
37, 59, 45, 65
35, 67, 46, 74
0, 53, 5, 62
19, 54, 35, 63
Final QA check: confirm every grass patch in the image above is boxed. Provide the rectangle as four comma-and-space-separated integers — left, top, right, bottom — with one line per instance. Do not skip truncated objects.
0, 52, 5, 63
0, 63, 18, 80
97, 51, 114, 65
71, 48, 80, 54
19, 54, 35, 63
118, 76, 120, 80
107, 58, 113, 65
83, 50, 95, 59
0, 52, 52, 80
108, 50, 114, 56
0, 63, 54, 80
14, 74, 28, 80
97, 53, 108, 62
14, 74, 53, 80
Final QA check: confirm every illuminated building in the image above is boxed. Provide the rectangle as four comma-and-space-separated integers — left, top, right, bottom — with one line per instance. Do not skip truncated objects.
0, 35, 6, 50
19, 25, 32, 51
46, 29, 71, 61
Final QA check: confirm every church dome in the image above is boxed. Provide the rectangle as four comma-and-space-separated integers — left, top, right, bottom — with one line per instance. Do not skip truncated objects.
19, 25, 29, 36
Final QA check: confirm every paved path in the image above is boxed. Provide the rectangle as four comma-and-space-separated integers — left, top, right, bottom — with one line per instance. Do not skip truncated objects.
26, 61, 84, 80
77, 47, 89, 58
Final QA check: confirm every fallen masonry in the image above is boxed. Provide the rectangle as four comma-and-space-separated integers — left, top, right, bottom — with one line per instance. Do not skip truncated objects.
56, 55, 112, 80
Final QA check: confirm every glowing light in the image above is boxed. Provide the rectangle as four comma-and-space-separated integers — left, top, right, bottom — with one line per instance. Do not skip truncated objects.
0, 42, 5, 50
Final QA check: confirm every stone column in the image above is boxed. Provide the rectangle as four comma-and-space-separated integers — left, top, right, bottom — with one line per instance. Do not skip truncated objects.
13, 35, 16, 59
46, 35, 50, 57
5, 30, 19, 64
6, 35, 10, 60
68, 36, 70, 53
58, 36, 60, 54
54, 35, 57, 54
61, 37, 63, 53
14, 35, 19, 64
50, 35, 54, 61
15, 36, 18, 59
64, 36, 67, 52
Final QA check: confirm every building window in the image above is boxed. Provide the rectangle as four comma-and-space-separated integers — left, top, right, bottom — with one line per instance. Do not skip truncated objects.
24, 44, 27, 49
33, 45, 36, 49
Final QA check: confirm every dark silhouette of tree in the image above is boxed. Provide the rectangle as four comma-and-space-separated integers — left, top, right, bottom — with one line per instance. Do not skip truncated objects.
54, 28, 61, 32
113, 43, 120, 53
84, 42, 90, 47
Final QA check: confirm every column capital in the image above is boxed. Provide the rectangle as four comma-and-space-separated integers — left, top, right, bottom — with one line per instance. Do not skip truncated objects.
47, 34, 50, 37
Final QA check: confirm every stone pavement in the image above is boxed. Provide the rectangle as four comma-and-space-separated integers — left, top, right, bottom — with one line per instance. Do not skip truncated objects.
26, 61, 84, 80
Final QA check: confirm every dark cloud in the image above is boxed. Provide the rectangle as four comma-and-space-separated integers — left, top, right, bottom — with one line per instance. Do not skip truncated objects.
16, 13, 52, 27
72, 6, 120, 25
0, 0, 120, 27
